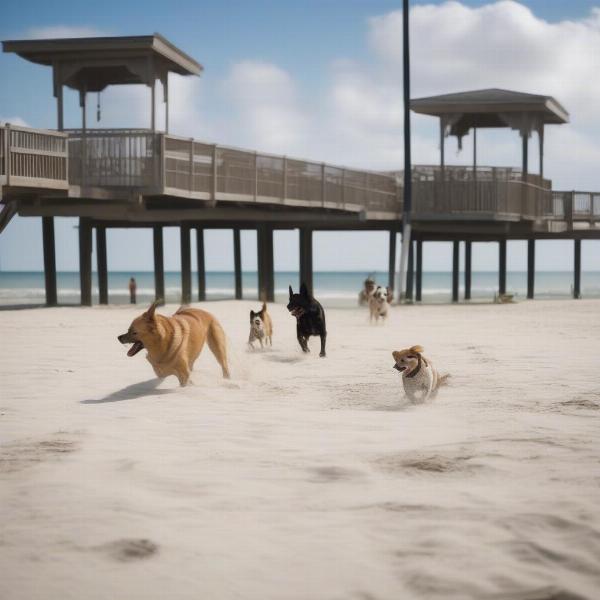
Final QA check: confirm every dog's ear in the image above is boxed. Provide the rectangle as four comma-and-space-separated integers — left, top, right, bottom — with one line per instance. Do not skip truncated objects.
145, 300, 160, 321
250, 310, 255, 318
289, 285, 293, 298
409, 345, 424, 354
392, 351, 401, 361
300, 283, 309, 297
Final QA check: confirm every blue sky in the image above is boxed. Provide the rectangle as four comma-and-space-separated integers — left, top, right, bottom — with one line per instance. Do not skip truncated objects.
1, 0, 600, 272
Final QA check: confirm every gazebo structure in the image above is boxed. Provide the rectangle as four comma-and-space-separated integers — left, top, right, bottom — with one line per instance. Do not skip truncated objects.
411, 88, 570, 299
3, 34, 202, 134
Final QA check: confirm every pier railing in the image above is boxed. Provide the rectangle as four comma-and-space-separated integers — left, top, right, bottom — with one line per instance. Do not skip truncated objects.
0, 124, 68, 191
65, 129, 399, 214
552, 191, 600, 222
402, 165, 553, 220
11, 126, 591, 225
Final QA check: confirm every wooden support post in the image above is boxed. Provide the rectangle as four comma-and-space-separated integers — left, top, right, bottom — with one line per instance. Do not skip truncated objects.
196, 227, 206, 302
527, 239, 535, 299
464, 240, 472, 301
79, 218, 92, 306
452, 240, 459, 303
574, 239, 581, 299
153, 226, 165, 304
180, 225, 192, 305
233, 228, 242, 300
299, 228, 313, 295
415, 238, 423, 302
499, 239, 507, 296
406, 240, 414, 302
96, 226, 108, 305
42, 216, 57, 306
388, 230, 397, 291
257, 225, 274, 302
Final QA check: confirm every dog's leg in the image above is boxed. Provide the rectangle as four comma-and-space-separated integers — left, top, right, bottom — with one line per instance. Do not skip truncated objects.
259, 337, 264, 349
319, 333, 327, 358
207, 320, 231, 379
296, 324, 309, 353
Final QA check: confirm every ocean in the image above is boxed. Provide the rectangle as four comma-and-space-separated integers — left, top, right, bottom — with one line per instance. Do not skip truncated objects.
1, 270, 599, 307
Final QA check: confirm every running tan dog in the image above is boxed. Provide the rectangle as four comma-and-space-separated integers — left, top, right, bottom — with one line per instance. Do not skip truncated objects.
392, 345, 448, 402
248, 302, 273, 349
118, 301, 230, 386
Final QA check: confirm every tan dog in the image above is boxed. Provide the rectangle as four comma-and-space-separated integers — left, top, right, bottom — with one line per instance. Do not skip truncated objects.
248, 302, 273, 349
392, 345, 448, 402
118, 301, 230, 386
369, 285, 390, 323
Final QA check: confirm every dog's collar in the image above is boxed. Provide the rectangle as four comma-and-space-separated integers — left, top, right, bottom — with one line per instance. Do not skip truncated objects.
406, 355, 422, 378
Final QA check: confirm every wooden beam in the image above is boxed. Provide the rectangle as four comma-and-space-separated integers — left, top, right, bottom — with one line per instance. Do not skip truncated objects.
527, 239, 535, 299
499, 239, 507, 295
257, 225, 274, 302
452, 240, 459, 303
233, 228, 242, 300
388, 230, 397, 292
79, 217, 92, 306
299, 228, 313, 295
574, 239, 581, 299
464, 240, 472, 300
196, 227, 206, 301
153, 225, 165, 304
42, 216, 57, 306
180, 225, 192, 305
405, 240, 414, 302
96, 225, 108, 304
415, 238, 423, 302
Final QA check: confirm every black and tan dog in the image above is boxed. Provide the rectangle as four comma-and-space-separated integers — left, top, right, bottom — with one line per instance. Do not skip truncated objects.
118, 301, 230, 386
287, 283, 327, 357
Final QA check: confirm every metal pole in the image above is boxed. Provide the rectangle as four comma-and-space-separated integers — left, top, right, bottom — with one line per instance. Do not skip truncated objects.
397, 0, 412, 303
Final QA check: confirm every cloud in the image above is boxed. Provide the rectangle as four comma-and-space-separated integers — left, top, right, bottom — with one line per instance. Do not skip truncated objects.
24, 25, 110, 39
0, 117, 30, 127
220, 61, 309, 154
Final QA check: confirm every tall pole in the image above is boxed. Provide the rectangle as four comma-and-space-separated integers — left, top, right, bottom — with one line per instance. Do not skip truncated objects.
397, 0, 412, 303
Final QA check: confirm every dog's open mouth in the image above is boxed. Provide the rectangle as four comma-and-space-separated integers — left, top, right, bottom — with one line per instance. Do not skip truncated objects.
127, 341, 144, 357
394, 364, 406, 372
289, 307, 305, 318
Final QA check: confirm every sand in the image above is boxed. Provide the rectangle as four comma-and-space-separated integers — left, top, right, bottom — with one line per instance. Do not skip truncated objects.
1, 299, 599, 600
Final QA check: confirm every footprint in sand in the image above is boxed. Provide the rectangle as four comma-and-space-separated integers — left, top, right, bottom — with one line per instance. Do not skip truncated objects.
97, 538, 159, 562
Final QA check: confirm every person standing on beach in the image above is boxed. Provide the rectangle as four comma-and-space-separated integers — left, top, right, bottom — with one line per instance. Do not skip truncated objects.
129, 277, 137, 304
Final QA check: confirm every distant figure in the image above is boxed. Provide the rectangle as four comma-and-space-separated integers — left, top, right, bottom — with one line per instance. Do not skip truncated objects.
358, 276, 376, 306
129, 277, 137, 304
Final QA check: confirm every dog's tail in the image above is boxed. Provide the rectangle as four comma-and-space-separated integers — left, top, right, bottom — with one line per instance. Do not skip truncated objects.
261, 301, 267, 312
438, 373, 451, 386
207, 318, 230, 379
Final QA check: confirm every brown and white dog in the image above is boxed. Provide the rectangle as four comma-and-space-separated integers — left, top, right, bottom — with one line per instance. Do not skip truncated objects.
392, 345, 448, 402
248, 302, 273, 349
369, 286, 390, 323
118, 301, 230, 386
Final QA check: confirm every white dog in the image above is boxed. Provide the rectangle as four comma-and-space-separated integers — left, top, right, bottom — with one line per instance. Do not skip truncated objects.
369, 286, 389, 323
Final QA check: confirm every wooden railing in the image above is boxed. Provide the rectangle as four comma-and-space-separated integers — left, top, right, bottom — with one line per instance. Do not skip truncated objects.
405, 165, 553, 220
12, 127, 592, 225
552, 191, 600, 222
0, 124, 68, 190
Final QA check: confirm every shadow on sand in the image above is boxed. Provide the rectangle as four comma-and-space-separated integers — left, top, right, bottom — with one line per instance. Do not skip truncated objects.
81, 378, 173, 404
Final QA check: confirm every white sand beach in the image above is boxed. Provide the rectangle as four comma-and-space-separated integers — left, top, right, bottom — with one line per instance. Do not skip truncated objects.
1, 299, 599, 600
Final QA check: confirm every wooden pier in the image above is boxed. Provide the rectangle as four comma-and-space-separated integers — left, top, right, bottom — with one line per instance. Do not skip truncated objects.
1, 35, 599, 305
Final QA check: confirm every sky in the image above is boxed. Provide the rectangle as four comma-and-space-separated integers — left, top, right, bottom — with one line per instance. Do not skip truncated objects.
1, 0, 600, 272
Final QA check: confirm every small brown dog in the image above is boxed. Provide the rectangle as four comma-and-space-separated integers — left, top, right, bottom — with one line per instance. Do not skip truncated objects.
248, 302, 273, 349
392, 345, 448, 402
118, 301, 230, 386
